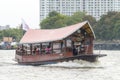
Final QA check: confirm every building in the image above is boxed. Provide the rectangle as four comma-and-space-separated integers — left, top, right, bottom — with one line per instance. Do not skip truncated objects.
40, 0, 120, 22
0, 25, 10, 30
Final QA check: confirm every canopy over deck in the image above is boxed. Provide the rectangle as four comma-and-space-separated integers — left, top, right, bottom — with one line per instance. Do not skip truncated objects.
20, 21, 95, 44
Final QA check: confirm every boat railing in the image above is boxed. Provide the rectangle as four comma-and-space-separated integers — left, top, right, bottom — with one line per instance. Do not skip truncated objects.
16, 47, 66, 56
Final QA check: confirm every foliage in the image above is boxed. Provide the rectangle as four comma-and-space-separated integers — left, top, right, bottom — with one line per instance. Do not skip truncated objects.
40, 11, 96, 29
40, 11, 68, 29
94, 11, 120, 40
0, 28, 23, 42
66, 12, 85, 25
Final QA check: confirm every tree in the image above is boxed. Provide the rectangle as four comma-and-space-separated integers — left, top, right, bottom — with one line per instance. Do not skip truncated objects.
0, 28, 23, 42
113, 20, 120, 39
94, 11, 120, 41
40, 11, 68, 29
40, 11, 96, 29
48, 11, 59, 17
68, 12, 85, 25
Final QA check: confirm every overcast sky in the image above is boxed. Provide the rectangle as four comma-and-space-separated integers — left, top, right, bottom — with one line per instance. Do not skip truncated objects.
0, 0, 39, 29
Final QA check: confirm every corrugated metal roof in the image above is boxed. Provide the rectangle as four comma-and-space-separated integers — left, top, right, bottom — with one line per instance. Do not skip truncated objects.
20, 21, 95, 44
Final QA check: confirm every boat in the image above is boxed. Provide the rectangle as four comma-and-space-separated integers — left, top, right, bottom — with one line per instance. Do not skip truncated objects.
15, 21, 106, 65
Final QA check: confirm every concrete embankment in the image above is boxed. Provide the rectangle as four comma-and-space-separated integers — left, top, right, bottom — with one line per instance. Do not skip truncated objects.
94, 43, 120, 50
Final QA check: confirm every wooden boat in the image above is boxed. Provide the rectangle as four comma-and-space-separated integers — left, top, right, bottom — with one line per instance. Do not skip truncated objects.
15, 21, 106, 65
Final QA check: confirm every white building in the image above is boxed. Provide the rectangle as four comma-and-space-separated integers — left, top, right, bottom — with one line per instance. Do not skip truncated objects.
0, 25, 10, 31
40, 0, 120, 22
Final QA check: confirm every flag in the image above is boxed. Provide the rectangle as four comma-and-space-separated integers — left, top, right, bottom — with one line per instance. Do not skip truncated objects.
21, 19, 30, 31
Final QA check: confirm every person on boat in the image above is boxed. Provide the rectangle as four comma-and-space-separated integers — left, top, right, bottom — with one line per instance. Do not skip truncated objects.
24, 46, 28, 55
33, 46, 37, 55
36, 46, 40, 55
73, 46, 78, 56
45, 46, 51, 54
79, 39, 85, 54
16, 46, 21, 55
20, 46, 25, 55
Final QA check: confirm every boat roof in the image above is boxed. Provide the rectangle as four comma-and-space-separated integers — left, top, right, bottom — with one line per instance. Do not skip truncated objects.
20, 21, 95, 44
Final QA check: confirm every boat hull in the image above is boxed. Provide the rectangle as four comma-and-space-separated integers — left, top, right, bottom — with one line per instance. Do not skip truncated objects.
15, 53, 106, 65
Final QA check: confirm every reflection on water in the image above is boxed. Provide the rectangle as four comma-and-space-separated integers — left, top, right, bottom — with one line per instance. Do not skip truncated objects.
0, 50, 120, 80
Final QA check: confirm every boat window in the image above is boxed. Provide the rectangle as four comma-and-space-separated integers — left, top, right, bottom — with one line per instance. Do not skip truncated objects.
53, 42, 62, 53
66, 39, 72, 47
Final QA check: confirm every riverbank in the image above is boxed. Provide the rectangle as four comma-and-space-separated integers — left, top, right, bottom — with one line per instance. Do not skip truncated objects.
94, 41, 120, 50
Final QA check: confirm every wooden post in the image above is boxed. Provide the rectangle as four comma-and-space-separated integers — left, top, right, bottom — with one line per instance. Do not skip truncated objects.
64, 39, 67, 53
61, 41, 63, 53
51, 42, 53, 53
30, 44, 32, 55
40, 43, 42, 54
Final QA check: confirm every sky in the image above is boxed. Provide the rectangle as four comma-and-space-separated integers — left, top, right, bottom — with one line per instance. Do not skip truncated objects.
0, 0, 40, 29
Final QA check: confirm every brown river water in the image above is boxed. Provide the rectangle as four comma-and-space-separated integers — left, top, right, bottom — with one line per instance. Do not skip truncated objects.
0, 50, 120, 80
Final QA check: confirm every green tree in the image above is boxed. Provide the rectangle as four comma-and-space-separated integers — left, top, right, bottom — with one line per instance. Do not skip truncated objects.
40, 11, 68, 29
66, 11, 86, 25
113, 20, 120, 40
94, 11, 120, 40
0, 28, 23, 42
40, 11, 96, 29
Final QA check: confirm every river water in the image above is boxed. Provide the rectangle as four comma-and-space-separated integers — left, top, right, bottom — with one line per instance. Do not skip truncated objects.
0, 50, 120, 80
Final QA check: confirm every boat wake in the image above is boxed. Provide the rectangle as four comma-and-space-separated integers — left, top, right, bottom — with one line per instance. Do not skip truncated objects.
0, 61, 18, 67
40, 60, 105, 69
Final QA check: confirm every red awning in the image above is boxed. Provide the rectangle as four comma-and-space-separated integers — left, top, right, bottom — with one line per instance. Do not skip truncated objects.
20, 21, 95, 44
